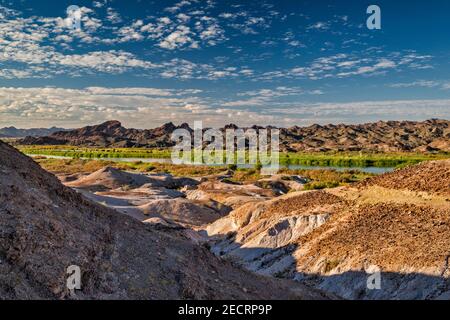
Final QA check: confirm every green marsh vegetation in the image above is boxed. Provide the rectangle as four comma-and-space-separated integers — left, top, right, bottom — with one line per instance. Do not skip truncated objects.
34, 157, 374, 190
19, 145, 172, 159
19, 145, 450, 168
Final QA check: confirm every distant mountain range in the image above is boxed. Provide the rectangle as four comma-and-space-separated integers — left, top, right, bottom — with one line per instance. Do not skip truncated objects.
19, 120, 185, 148
0, 126, 67, 138
16, 119, 450, 152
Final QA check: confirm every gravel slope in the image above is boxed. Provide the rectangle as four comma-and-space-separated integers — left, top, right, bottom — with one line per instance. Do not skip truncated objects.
0, 141, 329, 300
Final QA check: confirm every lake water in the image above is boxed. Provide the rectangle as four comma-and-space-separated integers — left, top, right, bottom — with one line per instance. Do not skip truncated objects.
286, 165, 393, 174
28, 154, 396, 174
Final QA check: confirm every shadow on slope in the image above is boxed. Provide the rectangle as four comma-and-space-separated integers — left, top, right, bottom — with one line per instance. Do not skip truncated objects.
206, 232, 450, 300
0, 141, 329, 300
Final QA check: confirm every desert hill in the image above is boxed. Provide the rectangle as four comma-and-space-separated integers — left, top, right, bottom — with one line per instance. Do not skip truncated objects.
206, 160, 450, 299
281, 119, 450, 152
18, 119, 450, 152
20, 120, 187, 148
66, 166, 198, 191
358, 159, 450, 195
0, 126, 67, 138
0, 140, 328, 299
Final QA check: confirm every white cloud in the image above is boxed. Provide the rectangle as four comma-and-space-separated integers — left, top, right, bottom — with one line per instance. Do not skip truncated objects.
270, 100, 450, 125
117, 10, 227, 50
106, 7, 122, 24
0, 5, 147, 77
0, 86, 281, 128
85, 87, 202, 96
0, 87, 448, 128
117, 20, 145, 42
164, 1, 193, 13
0, 69, 33, 79
307, 22, 329, 30
177, 13, 191, 22
257, 52, 432, 81
53, 50, 157, 74
389, 80, 450, 91
158, 26, 195, 50
158, 58, 250, 80
338, 58, 396, 77
0, 3, 442, 88
93, 1, 108, 8
389, 80, 440, 88
222, 87, 324, 107
0, 86, 207, 128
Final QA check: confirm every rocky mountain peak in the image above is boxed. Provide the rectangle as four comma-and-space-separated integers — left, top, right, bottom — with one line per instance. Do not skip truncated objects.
179, 123, 192, 130
98, 120, 122, 129
160, 122, 177, 132
224, 123, 239, 130
14, 119, 450, 152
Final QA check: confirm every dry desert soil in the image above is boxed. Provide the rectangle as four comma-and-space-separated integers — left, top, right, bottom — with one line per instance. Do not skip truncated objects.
0, 140, 330, 300
1, 139, 449, 300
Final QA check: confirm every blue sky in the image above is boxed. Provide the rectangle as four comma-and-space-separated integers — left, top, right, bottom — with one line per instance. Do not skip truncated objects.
0, 0, 449, 128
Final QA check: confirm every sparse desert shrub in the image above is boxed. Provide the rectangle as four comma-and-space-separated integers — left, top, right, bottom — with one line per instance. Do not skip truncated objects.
304, 181, 339, 190
323, 259, 340, 273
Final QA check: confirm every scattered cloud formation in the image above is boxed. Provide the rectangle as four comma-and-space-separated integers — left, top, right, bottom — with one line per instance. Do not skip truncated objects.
223, 87, 324, 107
0, 87, 448, 128
0, 1, 448, 127
389, 80, 450, 90
257, 52, 433, 81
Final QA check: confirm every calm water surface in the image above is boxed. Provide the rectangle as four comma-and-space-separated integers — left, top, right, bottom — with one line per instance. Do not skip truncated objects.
28, 154, 395, 174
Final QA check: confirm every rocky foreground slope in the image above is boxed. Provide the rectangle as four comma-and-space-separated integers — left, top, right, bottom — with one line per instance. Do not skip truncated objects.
19, 119, 450, 152
206, 160, 450, 299
0, 141, 328, 300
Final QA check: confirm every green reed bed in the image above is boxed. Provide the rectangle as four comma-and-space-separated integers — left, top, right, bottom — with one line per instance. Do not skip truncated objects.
18, 145, 450, 168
